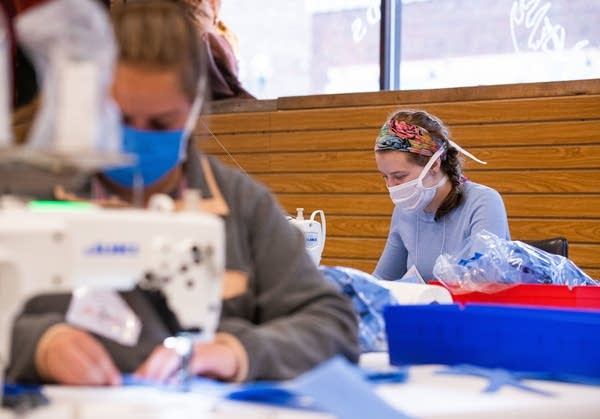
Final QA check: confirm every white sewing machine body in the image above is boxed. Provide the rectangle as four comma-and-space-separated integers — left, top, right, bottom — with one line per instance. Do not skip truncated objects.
0, 204, 225, 382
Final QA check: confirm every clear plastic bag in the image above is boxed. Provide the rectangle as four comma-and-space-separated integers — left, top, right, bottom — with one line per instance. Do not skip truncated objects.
320, 266, 397, 352
433, 230, 597, 294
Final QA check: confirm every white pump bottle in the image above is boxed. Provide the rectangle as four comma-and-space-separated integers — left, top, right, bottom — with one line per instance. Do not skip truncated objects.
288, 208, 326, 266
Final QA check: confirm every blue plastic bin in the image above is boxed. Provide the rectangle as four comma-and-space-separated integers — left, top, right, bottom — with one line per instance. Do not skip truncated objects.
384, 304, 600, 382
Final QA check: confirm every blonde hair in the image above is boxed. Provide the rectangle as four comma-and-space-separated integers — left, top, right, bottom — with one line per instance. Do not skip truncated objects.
111, 0, 207, 102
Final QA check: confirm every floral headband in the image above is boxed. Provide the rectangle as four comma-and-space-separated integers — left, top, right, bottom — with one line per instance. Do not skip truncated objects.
374, 120, 441, 157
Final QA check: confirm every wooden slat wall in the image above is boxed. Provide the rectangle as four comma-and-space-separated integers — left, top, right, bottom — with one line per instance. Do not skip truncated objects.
201, 79, 600, 279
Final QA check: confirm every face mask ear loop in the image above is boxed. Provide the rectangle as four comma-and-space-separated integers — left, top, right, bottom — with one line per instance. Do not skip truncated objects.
179, 78, 205, 161
447, 139, 487, 165
417, 147, 446, 184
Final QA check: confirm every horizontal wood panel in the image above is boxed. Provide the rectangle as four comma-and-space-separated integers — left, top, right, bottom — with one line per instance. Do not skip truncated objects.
326, 216, 600, 243
584, 269, 600, 280
323, 238, 599, 268
569, 244, 600, 269
212, 145, 600, 173
325, 237, 385, 259
450, 120, 600, 147
212, 154, 270, 172
276, 79, 600, 110
200, 129, 373, 153
200, 111, 270, 134
467, 171, 600, 194
326, 215, 391, 238
505, 195, 600, 219
253, 171, 600, 194
321, 258, 378, 273
196, 133, 270, 154
269, 96, 600, 132
197, 120, 600, 154
509, 219, 600, 243
277, 194, 600, 218
277, 194, 392, 216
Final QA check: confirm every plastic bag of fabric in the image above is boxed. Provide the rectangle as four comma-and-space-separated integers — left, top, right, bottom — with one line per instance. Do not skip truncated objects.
433, 230, 597, 294
320, 266, 398, 352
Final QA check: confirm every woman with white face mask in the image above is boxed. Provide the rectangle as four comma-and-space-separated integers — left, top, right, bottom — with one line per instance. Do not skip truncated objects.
373, 109, 510, 281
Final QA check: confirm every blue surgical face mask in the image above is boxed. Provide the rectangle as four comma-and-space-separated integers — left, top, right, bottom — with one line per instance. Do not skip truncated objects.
102, 94, 204, 189
102, 125, 187, 188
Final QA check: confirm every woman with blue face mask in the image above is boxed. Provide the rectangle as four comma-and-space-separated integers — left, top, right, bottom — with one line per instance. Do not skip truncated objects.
373, 109, 510, 282
8, 0, 359, 387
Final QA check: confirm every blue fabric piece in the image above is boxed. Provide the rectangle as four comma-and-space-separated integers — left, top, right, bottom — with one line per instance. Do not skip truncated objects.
227, 383, 313, 410
121, 373, 229, 396
320, 266, 397, 352
362, 367, 409, 385
435, 365, 555, 396
228, 356, 409, 419
120, 360, 408, 417
2, 383, 48, 410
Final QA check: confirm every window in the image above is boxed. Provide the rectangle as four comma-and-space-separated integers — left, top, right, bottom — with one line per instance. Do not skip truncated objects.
386, 0, 600, 90
220, 0, 381, 99
221, 0, 599, 98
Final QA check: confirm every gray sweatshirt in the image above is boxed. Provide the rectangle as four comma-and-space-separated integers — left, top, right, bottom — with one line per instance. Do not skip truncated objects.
7, 151, 359, 383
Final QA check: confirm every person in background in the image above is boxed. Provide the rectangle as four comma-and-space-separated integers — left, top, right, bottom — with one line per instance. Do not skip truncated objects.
179, 0, 254, 100
373, 109, 510, 281
8, 0, 358, 386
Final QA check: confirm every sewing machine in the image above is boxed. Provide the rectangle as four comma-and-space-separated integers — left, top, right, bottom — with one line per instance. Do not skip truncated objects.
0, 201, 225, 403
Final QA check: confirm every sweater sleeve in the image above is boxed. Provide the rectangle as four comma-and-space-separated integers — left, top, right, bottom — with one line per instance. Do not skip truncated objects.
467, 186, 511, 241
5, 294, 70, 383
217, 183, 360, 381
373, 207, 408, 280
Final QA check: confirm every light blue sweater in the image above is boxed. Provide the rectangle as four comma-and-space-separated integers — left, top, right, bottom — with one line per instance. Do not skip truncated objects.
373, 181, 510, 281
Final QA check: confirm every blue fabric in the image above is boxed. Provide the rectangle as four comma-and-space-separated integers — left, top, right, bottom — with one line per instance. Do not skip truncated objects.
435, 365, 554, 396
320, 266, 397, 352
228, 356, 409, 419
121, 358, 408, 418
374, 181, 510, 281
102, 125, 185, 188
121, 373, 229, 398
2, 383, 48, 409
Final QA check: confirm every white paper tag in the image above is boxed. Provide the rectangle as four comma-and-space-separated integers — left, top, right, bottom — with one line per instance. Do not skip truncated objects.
66, 288, 141, 346
399, 264, 427, 284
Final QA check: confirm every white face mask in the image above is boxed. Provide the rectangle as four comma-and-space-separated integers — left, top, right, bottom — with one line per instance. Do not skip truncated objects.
388, 147, 447, 212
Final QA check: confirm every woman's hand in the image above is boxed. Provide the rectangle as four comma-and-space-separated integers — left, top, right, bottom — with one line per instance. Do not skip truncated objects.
134, 335, 242, 382
36, 324, 121, 386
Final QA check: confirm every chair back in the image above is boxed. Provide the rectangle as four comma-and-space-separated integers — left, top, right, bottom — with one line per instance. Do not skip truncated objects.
522, 237, 569, 258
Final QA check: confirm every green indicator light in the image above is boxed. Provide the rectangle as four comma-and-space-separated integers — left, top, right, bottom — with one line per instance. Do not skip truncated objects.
28, 200, 94, 211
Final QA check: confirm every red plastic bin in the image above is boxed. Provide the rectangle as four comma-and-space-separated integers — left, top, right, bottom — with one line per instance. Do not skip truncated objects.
429, 281, 600, 309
